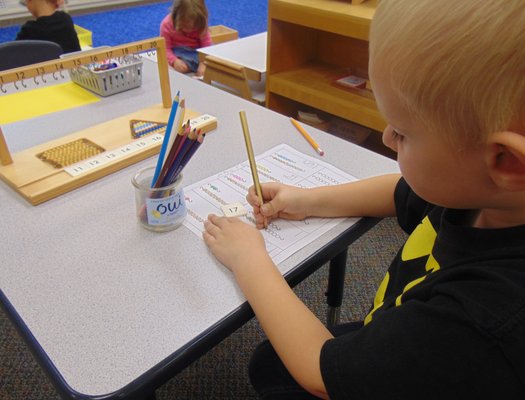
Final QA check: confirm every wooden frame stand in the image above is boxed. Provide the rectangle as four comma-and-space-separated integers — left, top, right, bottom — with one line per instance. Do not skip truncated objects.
0, 38, 216, 205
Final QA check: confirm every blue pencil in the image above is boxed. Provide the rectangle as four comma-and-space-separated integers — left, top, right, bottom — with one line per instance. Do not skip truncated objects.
151, 91, 180, 187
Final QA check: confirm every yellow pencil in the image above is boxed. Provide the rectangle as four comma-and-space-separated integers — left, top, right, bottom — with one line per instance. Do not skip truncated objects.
290, 118, 324, 156
239, 111, 264, 208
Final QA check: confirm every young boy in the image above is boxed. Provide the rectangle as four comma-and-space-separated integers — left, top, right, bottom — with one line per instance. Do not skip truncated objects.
16, 0, 81, 53
203, 0, 525, 398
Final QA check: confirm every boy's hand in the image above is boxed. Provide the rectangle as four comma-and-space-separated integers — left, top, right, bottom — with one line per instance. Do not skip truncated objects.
172, 59, 190, 73
247, 182, 310, 229
203, 214, 268, 272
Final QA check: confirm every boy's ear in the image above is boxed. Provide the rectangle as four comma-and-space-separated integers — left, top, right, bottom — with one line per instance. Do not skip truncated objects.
485, 131, 525, 191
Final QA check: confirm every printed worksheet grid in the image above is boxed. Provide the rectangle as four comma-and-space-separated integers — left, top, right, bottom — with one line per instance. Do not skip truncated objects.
183, 144, 357, 265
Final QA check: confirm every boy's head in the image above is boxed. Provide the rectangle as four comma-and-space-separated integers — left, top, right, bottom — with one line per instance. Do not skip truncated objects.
370, 0, 525, 147
369, 0, 525, 216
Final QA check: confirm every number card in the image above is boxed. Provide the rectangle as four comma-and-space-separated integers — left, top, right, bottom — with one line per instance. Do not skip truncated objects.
221, 202, 248, 217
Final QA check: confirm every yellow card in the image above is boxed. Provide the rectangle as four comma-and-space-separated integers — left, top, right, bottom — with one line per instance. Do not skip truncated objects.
0, 82, 100, 124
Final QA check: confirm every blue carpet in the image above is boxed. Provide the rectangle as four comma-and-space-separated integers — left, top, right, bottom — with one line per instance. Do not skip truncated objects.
0, 0, 267, 46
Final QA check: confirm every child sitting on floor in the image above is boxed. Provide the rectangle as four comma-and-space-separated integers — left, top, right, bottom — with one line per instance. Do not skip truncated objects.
160, 0, 211, 77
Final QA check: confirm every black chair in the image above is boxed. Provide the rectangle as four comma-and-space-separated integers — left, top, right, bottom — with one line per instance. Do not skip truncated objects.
0, 40, 63, 71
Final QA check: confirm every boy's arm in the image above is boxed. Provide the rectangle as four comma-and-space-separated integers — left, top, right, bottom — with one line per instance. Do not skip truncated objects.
203, 216, 332, 398
308, 173, 401, 218
237, 254, 332, 398
252, 173, 401, 228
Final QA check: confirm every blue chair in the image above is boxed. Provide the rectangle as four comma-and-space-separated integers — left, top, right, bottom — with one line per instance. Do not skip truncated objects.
0, 40, 63, 71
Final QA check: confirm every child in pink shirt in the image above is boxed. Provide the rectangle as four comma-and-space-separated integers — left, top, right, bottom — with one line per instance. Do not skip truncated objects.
160, 0, 211, 76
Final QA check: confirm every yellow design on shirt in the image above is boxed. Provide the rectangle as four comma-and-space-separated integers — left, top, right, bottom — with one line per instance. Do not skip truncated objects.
364, 272, 390, 325
401, 216, 437, 261
365, 216, 441, 324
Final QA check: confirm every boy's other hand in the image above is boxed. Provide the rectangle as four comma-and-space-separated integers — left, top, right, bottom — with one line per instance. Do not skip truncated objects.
247, 183, 309, 229
203, 214, 267, 272
172, 59, 190, 73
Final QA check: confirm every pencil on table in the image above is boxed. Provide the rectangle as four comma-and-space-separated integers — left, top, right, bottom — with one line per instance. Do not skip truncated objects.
290, 117, 324, 156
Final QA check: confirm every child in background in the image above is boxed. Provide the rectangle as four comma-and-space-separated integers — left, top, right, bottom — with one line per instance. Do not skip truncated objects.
203, 0, 525, 399
160, 0, 211, 76
16, 0, 81, 53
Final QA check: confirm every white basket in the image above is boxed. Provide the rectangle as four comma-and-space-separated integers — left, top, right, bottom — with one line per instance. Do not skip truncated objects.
69, 55, 143, 97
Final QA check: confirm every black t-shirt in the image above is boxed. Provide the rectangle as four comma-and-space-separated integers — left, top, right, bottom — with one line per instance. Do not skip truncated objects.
16, 11, 81, 53
320, 178, 525, 399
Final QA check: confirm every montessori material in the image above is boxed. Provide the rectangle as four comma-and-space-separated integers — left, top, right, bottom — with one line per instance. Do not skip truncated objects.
0, 38, 216, 205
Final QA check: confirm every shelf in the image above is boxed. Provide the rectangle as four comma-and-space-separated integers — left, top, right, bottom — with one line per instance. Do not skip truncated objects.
270, 0, 377, 40
268, 62, 385, 132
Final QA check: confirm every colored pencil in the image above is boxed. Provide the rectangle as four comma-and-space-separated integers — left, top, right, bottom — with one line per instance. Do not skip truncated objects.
151, 91, 180, 186
154, 121, 190, 188
162, 98, 186, 166
162, 128, 198, 186
169, 130, 204, 182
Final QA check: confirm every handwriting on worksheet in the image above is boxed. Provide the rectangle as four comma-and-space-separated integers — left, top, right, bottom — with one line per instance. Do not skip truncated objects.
183, 144, 357, 265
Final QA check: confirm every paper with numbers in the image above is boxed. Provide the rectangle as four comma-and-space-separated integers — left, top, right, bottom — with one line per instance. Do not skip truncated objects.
183, 144, 358, 265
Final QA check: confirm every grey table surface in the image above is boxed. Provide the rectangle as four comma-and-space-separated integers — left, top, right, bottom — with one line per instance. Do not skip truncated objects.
0, 59, 398, 397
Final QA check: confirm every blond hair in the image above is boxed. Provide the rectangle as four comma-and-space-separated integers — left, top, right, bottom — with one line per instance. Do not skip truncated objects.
370, 0, 525, 146
171, 0, 208, 35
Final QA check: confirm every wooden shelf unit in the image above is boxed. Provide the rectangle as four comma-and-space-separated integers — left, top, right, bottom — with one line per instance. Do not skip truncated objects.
266, 0, 386, 133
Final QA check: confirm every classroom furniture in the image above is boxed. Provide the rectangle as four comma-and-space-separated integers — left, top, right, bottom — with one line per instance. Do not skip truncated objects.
199, 32, 267, 105
0, 38, 185, 205
202, 55, 266, 105
198, 32, 267, 83
0, 39, 63, 71
266, 0, 389, 153
0, 55, 398, 399
209, 25, 239, 44
74, 24, 93, 48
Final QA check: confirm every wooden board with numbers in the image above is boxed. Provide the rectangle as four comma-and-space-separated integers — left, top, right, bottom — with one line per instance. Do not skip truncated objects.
0, 38, 217, 205
0, 105, 217, 205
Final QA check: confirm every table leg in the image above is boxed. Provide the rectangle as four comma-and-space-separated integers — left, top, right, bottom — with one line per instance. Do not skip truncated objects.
325, 248, 348, 328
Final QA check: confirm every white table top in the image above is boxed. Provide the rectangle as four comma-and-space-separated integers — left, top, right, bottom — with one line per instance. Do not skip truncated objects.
0, 58, 398, 397
198, 32, 267, 76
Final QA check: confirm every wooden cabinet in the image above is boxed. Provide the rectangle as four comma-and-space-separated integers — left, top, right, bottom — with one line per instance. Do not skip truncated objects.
266, 0, 387, 136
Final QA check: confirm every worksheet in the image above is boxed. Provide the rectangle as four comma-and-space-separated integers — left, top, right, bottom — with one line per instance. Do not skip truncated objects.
183, 144, 358, 265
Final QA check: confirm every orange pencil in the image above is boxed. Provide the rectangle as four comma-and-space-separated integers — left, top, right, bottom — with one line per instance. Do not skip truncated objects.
290, 118, 324, 156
